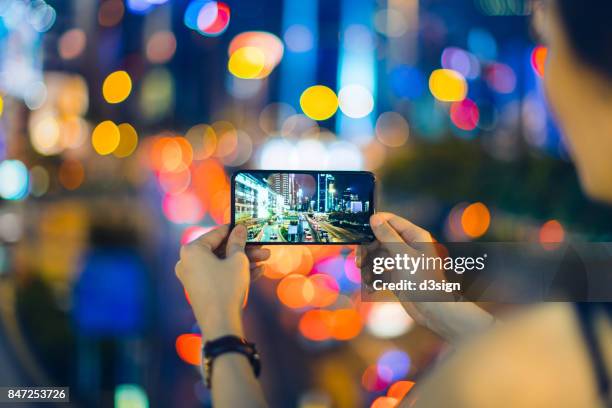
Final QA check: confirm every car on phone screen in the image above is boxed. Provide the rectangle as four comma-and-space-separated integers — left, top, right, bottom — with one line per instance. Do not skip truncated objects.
305, 232, 313, 241
270, 233, 278, 240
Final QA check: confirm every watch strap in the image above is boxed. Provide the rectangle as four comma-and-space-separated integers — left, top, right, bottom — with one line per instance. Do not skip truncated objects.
202, 335, 261, 388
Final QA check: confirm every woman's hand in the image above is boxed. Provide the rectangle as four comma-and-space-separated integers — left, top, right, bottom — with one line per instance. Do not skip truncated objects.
359, 212, 494, 343
175, 224, 270, 340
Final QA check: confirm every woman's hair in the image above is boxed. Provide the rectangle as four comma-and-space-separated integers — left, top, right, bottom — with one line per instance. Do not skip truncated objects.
556, 0, 612, 79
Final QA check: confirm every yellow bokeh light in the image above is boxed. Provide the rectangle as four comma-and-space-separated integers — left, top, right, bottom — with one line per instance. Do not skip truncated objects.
228, 47, 265, 79
429, 69, 467, 102
102, 70, 132, 104
0, 95, 3, 117
91, 120, 120, 155
299, 85, 338, 121
114, 123, 139, 158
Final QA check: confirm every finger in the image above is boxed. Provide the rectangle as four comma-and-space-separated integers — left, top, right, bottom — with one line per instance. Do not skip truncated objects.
193, 225, 230, 251
226, 224, 247, 257
375, 212, 432, 243
174, 260, 184, 280
370, 214, 419, 259
251, 265, 266, 281
370, 213, 405, 244
355, 245, 367, 268
246, 247, 271, 263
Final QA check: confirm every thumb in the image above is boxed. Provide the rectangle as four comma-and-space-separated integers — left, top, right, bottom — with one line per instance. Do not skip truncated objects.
370, 213, 404, 244
226, 224, 247, 257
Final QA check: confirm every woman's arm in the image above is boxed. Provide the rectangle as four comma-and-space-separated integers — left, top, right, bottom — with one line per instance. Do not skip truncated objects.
175, 225, 269, 408
203, 314, 267, 408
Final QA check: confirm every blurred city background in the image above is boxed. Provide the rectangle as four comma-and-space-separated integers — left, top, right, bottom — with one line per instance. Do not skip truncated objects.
1, 0, 612, 407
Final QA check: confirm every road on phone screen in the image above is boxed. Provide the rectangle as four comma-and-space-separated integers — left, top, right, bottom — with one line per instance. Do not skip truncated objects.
257, 224, 286, 242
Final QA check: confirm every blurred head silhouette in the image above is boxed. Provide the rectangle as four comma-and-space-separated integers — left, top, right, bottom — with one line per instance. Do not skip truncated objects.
535, 0, 612, 202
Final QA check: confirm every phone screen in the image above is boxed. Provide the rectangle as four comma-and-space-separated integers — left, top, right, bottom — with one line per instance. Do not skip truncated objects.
231, 170, 375, 244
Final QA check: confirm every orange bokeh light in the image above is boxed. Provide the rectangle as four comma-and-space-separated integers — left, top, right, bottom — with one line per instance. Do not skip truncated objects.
387, 380, 415, 400
277, 274, 313, 309
298, 309, 333, 341
175, 333, 202, 366
539, 219, 564, 250
331, 308, 363, 340
531, 46, 547, 77
460, 202, 490, 238
264, 246, 313, 279
371, 397, 399, 408
58, 159, 85, 190
308, 274, 339, 308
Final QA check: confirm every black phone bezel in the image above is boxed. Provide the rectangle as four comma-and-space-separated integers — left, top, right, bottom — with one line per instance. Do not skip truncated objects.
230, 169, 376, 245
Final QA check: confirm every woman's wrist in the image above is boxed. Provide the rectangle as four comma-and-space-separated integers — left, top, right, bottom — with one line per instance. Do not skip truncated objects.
198, 309, 244, 341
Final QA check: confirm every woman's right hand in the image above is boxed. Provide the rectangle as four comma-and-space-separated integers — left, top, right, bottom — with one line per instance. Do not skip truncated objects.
358, 212, 495, 343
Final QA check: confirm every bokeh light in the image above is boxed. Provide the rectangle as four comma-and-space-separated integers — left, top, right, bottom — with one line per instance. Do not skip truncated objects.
29, 165, 50, 197
370, 396, 399, 408
30, 115, 62, 155
58, 159, 85, 190
195, 1, 231, 36
228, 47, 265, 79
228, 32, 284, 79
387, 381, 415, 400
460, 202, 491, 238
277, 274, 313, 309
375, 112, 410, 147
485, 63, 516, 94
284, 24, 314, 53
163, 191, 206, 224
300, 85, 338, 121
98, 0, 125, 27
362, 364, 390, 392
539, 219, 564, 245
114, 384, 149, 408
159, 166, 191, 195
441, 47, 480, 79
114, 123, 139, 158
146, 31, 177, 64
338, 84, 374, 119
186, 124, 217, 160
102, 71, 132, 104
0, 160, 29, 200
450, 99, 480, 131
175, 333, 202, 366
58, 29, 87, 60
374, 8, 408, 38
308, 274, 339, 308
377, 349, 411, 382
91, 120, 121, 155
299, 309, 333, 341
429, 69, 467, 102
531, 45, 547, 77
366, 303, 413, 338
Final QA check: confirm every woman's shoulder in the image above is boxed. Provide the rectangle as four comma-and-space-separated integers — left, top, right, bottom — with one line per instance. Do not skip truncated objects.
403, 303, 607, 408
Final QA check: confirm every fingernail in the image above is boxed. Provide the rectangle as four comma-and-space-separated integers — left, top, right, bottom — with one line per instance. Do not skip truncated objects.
370, 214, 382, 227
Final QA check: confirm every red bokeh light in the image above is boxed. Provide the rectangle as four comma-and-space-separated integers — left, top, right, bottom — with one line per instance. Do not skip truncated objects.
450, 99, 479, 131
175, 333, 202, 366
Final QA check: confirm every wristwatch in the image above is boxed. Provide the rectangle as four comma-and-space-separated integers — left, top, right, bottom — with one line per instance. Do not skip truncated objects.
202, 335, 261, 388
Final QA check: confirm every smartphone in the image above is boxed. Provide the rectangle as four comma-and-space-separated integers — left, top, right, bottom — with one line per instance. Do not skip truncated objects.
231, 170, 376, 244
